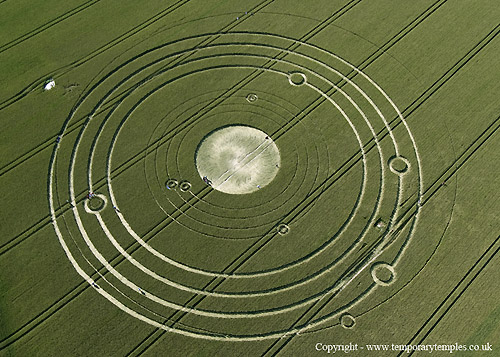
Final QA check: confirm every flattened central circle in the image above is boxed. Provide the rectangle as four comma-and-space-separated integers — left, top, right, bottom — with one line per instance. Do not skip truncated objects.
195, 125, 280, 194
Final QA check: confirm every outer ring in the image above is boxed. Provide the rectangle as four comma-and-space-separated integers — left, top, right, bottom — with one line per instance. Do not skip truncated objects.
49, 31, 422, 340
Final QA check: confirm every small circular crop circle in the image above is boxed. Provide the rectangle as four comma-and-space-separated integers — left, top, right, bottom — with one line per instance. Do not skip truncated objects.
374, 218, 386, 231
388, 155, 410, 175
179, 181, 192, 192
277, 223, 290, 235
84, 194, 107, 214
370, 262, 396, 286
288, 72, 307, 86
340, 313, 356, 329
166, 179, 178, 190
246, 93, 258, 103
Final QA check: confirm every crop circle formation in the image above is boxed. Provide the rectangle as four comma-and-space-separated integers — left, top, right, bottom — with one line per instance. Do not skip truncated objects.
84, 194, 107, 213
49, 31, 423, 341
165, 179, 178, 189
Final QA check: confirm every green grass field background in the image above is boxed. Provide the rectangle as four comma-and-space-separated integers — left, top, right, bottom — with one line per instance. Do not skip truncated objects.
1, 0, 499, 356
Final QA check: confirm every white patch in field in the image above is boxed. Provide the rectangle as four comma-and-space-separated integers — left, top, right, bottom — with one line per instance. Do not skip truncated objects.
196, 125, 280, 194
44, 79, 56, 91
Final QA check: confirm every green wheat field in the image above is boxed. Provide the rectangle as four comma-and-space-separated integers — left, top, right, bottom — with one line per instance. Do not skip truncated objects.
1, 1, 499, 356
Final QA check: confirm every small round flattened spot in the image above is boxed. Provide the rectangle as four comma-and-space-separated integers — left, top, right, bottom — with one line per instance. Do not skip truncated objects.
340, 313, 356, 329
84, 194, 107, 213
179, 181, 192, 192
246, 93, 258, 102
388, 155, 410, 174
166, 179, 178, 189
288, 72, 307, 86
374, 218, 386, 230
371, 262, 396, 286
277, 223, 290, 235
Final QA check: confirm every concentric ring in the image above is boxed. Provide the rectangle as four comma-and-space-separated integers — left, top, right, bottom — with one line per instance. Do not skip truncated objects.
49, 31, 423, 340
